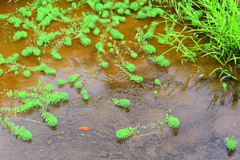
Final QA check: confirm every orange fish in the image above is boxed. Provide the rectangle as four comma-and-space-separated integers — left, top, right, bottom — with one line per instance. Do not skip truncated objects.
77, 126, 91, 130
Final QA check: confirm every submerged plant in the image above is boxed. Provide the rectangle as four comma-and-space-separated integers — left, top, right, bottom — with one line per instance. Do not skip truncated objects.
116, 127, 137, 139
112, 98, 130, 108
68, 74, 81, 83
13, 31, 28, 41
225, 136, 238, 151
74, 81, 83, 89
154, 78, 162, 86
165, 109, 180, 128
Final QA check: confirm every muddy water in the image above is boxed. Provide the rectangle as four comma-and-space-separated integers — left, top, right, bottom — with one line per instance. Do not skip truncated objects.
0, 1, 240, 160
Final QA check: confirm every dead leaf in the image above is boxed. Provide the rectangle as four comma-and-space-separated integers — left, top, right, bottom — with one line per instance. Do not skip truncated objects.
77, 126, 91, 130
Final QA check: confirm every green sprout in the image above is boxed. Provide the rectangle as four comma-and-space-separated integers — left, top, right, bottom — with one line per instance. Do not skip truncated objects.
153, 91, 158, 95
112, 98, 130, 108
226, 137, 238, 151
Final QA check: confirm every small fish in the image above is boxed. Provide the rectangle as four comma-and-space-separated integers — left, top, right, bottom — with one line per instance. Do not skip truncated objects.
77, 126, 91, 130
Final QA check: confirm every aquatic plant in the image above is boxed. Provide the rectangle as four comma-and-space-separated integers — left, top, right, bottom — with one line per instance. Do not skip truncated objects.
112, 98, 130, 108
63, 37, 72, 46
130, 52, 138, 59
80, 36, 91, 46
151, 55, 170, 67
68, 74, 81, 83
74, 81, 83, 89
109, 28, 124, 40
0, 117, 32, 141
8, 17, 22, 28
13, 31, 28, 41
95, 42, 105, 52
81, 89, 89, 101
0, 69, 3, 76
51, 49, 62, 60
116, 127, 137, 139
101, 61, 109, 69
124, 62, 136, 73
222, 83, 227, 91
82, 94, 89, 101
225, 136, 238, 151
154, 78, 162, 86
153, 91, 158, 95
23, 70, 31, 78
165, 109, 180, 128
57, 79, 67, 85
44, 84, 54, 92
41, 111, 58, 127
93, 28, 100, 35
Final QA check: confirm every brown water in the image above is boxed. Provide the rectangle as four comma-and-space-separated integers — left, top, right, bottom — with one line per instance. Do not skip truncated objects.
0, 1, 240, 160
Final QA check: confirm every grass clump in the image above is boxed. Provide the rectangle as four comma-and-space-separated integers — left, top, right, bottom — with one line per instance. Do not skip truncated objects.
225, 136, 238, 151
112, 98, 130, 108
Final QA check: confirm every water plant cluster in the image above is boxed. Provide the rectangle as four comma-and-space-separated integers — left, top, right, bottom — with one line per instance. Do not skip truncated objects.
116, 109, 180, 140
0, 80, 68, 140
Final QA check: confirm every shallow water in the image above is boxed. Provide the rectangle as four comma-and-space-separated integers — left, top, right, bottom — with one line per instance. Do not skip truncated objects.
0, 1, 240, 160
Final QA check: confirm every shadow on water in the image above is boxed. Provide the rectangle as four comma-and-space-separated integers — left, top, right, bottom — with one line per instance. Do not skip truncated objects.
0, 1, 240, 160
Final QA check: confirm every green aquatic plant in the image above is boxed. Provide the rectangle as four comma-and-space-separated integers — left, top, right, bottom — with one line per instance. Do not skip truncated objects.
44, 84, 54, 92
82, 94, 89, 101
57, 79, 67, 85
222, 83, 227, 91
8, 17, 22, 27
93, 28, 100, 35
112, 98, 130, 108
130, 52, 138, 59
51, 49, 62, 60
124, 62, 136, 73
63, 37, 72, 46
101, 61, 109, 69
116, 127, 137, 139
74, 81, 83, 89
109, 28, 124, 40
81, 89, 89, 101
225, 136, 238, 151
41, 111, 58, 127
13, 31, 28, 41
165, 109, 180, 128
95, 42, 105, 52
0, 117, 32, 141
154, 78, 162, 86
153, 91, 158, 94
68, 74, 81, 83
0, 69, 2, 76
151, 55, 170, 67
23, 70, 31, 78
